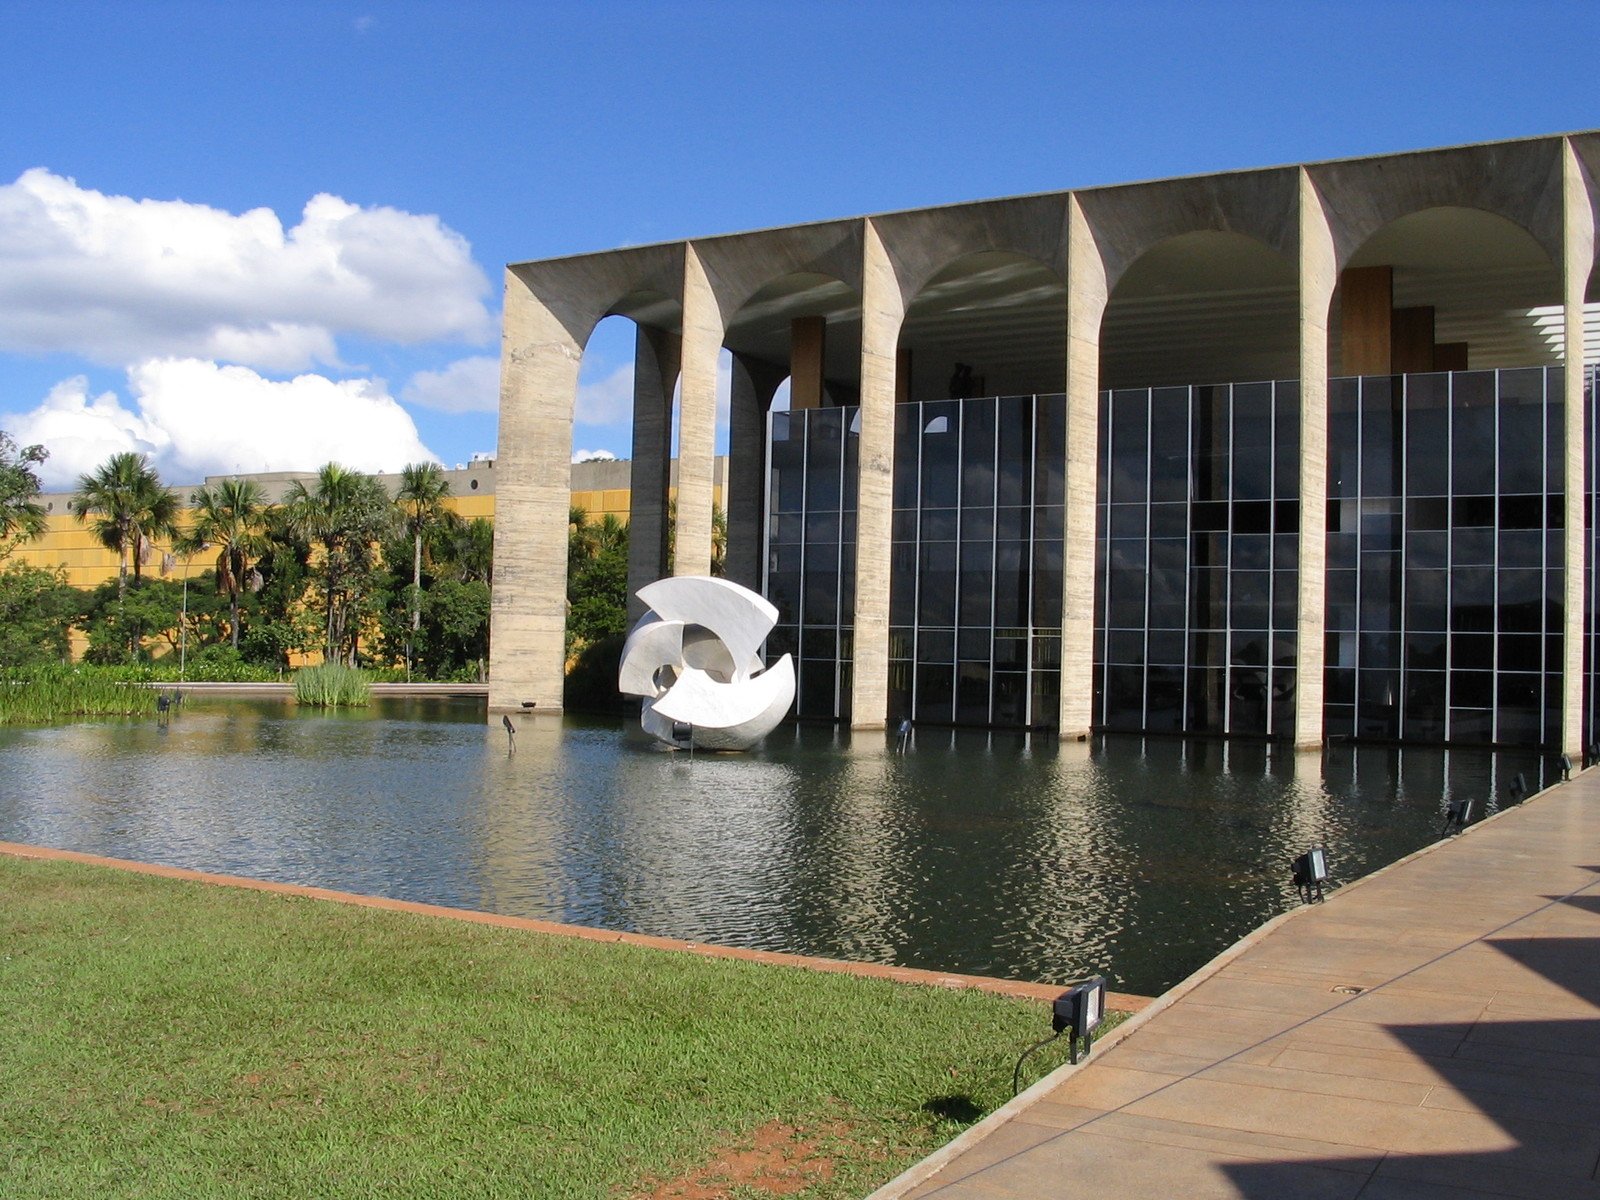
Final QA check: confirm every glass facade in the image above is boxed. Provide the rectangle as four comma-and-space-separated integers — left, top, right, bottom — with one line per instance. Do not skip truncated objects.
767, 366, 1578, 750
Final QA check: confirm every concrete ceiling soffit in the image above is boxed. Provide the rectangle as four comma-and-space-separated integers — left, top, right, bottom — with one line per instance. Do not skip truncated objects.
692, 222, 864, 322
870, 194, 1071, 304
1074, 168, 1299, 295
1566, 134, 1600, 278
514, 243, 687, 345
1307, 138, 1566, 271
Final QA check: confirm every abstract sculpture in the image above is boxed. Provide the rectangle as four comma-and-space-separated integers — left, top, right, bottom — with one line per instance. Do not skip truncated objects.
618, 576, 795, 751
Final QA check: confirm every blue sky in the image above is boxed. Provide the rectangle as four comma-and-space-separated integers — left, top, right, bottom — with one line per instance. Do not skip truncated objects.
1, 0, 1597, 488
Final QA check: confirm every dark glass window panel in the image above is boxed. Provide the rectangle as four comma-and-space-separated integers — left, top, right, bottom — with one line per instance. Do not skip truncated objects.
917, 628, 955, 663
841, 509, 857, 547
805, 510, 840, 545
1031, 635, 1061, 668
1449, 709, 1492, 741
1406, 632, 1446, 670
1192, 385, 1230, 503
1187, 665, 1227, 731
1359, 552, 1401, 631
1229, 667, 1270, 734
1275, 499, 1300, 534
1451, 527, 1494, 566
1498, 368, 1547, 495
994, 671, 1030, 726
1407, 497, 1450, 530
993, 634, 1028, 670
771, 513, 803, 544
1326, 569, 1357, 629
1035, 398, 1066, 507
1498, 633, 1542, 673
1270, 665, 1297, 736
917, 541, 957, 626
1234, 501, 1272, 535
1357, 669, 1400, 739
1272, 582, 1298, 628
1451, 494, 1495, 528
893, 404, 920, 508
1109, 503, 1146, 540
956, 663, 992, 724
1328, 497, 1355, 535
1328, 531, 1358, 570
1497, 567, 1544, 610
958, 567, 993, 629
1274, 533, 1299, 571
842, 413, 860, 511
998, 395, 1035, 507
1450, 632, 1493, 671
1231, 571, 1271, 629
804, 570, 839, 625
1499, 495, 1543, 531
1274, 381, 1301, 500
1325, 667, 1356, 706
1231, 633, 1268, 666
1109, 390, 1149, 504
1149, 387, 1191, 503
890, 542, 917, 625
889, 627, 914, 660
797, 659, 838, 719
1325, 705, 1355, 738
1360, 507, 1402, 550
915, 664, 954, 723
996, 505, 1031, 541
1499, 529, 1544, 568
1148, 628, 1186, 665
892, 508, 918, 541
767, 625, 798, 662
1405, 374, 1451, 496
1546, 384, 1565, 493
1452, 372, 1496, 484
1360, 376, 1399, 497
1145, 665, 1184, 731
920, 508, 958, 541
1191, 531, 1229, 569
960, 506, 995, 541
1108, 629, 1144, 664
960, 401, 997, 505
1189, 568, 1229, 630
995, 541, 1031, 627
1034, 505, 1064, 545
920, 401, 961, 508
1358, 631, 1398, 671
1451, 671, 1494, 708
1032, 541, 1063, 627
957, 628, 989, 661
1546, 632, 1563, 673
1232, 383, 1274, 502
1148, 595, 1188, 629
1328, 630, 1357, 669
1103, 665, 1144, 729
768, 569, 802, 625
1192, 500, 1229, 531
1404, 568, 1449, 632
1407, 530, 1448, 568
1232, 533, 1271, 572
1191, 630, 1226, 669
1451, 568, 1495, 630
803, 628, 837, 661
1272, 632, 1297, 666
1328, 377, 1360, 499
1403, 671, 1446, 739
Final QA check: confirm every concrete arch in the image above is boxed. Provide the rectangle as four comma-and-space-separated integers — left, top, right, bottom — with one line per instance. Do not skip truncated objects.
869, 193, 1072, 308
1100, 228, 1298, 388
897, 248, 1069, 401
511, 241, 686, 350
690, 221, 863, 328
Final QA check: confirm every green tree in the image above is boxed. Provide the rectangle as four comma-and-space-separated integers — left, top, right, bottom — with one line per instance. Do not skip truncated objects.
178, 478, 271, 650
0, 563, 76, 667
281, 464, 394, 664
0, 431, 48, 560
68, 452, 179, 603
566, 508, 629, 654
395, 462, 454, 679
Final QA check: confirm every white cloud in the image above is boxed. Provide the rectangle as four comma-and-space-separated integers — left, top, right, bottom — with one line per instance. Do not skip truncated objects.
0, 169, 494, 372
402, 354, 500, 413
10, 358, 437, 489
575, 360, 635, 427
571, 448, 617, 463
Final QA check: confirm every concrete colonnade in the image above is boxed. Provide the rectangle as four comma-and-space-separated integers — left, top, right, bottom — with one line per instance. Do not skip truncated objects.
492, 133, 1600, 756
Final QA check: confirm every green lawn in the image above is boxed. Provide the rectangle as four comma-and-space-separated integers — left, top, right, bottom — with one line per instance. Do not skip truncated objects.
0, 855, 1107, 1199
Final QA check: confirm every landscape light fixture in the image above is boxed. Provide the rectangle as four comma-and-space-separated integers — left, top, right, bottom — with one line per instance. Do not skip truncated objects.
1508, 772, 1528, 803
1292, 845, 1329, 904
1441, 797, 1472, 836
896, 717, 913, 753
1011, 973, 1109, 1095
520, 700, 537, 709
1561, 755, 1573, 782
502, 713, 516, 756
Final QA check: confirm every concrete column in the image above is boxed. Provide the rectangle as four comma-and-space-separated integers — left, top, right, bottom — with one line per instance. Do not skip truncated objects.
488, 267, 583, 714
790, 316, 826, 410
726, 352, 786, 591
850, 219, 904, 729
1561, 139, 1594, 758
1059, 195, 1108, 740
675, 244, 722, 577
1339, 265, 1392, 375
1296, 169, 1338, 750
625, 325, 680, 620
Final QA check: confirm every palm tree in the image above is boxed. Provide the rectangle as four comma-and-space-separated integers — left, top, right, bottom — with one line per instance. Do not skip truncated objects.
178, 479, 270, 650
69, 452, 178, 603
395, 463, 453, 679
0, 431, 47, 553
282, 463, 394, 664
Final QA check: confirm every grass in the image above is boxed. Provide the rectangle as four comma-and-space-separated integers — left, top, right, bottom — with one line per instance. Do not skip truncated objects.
291, 662, 372, 707
0, 666, 157, 725
0, 855, 1116, 1199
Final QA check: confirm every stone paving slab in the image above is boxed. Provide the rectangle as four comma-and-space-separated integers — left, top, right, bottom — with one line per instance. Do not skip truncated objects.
872, 767, 1600, 1199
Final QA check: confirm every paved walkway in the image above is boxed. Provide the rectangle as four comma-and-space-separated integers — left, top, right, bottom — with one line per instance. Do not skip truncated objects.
875, 766, 1600, 1199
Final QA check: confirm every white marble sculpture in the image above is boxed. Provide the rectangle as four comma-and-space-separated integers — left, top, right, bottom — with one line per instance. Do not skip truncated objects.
618, 576, 795, 751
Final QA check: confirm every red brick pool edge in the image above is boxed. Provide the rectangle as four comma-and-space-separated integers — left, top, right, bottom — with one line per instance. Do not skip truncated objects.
0, 839, 1151, 1013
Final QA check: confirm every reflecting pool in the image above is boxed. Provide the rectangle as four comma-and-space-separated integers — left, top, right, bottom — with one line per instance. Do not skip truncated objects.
0, 698, 1550, 995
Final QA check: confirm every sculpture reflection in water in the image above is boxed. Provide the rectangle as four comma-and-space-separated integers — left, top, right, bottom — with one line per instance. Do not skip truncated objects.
618, 577, 795, 751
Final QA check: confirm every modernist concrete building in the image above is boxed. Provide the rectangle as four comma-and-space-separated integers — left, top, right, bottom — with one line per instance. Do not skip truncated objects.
490, 132, 1600, 754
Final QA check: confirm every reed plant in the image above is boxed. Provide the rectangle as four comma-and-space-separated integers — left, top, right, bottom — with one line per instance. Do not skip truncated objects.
0, 665, 158, 725
291, 662, 371, 707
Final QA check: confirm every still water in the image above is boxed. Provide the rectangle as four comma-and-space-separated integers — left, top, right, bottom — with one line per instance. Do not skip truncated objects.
0, 698, 1549, 996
